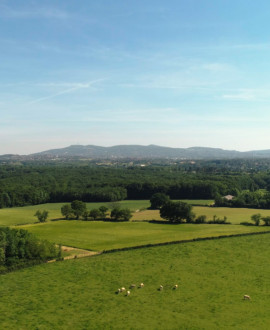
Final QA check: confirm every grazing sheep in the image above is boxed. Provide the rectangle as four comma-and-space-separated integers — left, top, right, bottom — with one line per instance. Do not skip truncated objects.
121, 287, 126, 292
126, 290, 130, 296
139, 283, 144, 288
117, 288, 121, 293
173, 284, 178, 290
243, 295, 251, 300
159, 285, 163, 291
130, 284, 136, 289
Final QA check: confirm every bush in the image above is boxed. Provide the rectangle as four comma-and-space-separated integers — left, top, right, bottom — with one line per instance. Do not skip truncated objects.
195, 215, 207, 224
150, 193, 170, 209
160, 201, 193, 223
34, 210, 49, 222
207, 216, 230, 224
251, 213, 261, 226
110, 207, 132, 221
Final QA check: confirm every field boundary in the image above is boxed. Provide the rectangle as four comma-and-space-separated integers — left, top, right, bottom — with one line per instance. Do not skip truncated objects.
101, 230, 270, 254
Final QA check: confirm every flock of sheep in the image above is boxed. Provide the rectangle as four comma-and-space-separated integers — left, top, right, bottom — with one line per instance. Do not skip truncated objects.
116, 283, 251, 301
116, 282, 179, 296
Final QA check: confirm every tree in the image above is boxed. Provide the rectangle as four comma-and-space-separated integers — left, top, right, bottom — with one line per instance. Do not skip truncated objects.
110, 207, 132, 221
160, 201, 194, 223
120, 208, 132, 221
82, 211, 89, 221
34, 210, 49, 223
195, 215, 207, 224
150, 193, 170, 209
99, 206, 108, 218
89, 209, 101, 220
61, 204, 73, 219
71, 200, 87, 220
110, 207, 122, 221
262, 216, 270, 226
251, 213, 261, 226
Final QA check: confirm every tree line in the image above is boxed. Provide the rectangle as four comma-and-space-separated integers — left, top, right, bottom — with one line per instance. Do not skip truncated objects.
1, 164, 269, 208
60, 200, 132, 221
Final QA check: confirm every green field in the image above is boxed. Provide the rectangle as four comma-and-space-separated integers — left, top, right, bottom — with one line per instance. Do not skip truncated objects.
0, 233, 270, 329
1, 200, 270, 227
0, 201, 152, 226
193, 206, 270, 224
21, 220, 269, 251
132, 206, 270, 224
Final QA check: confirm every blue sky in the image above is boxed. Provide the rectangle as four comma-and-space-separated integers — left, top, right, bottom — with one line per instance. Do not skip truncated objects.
1, 0, 270, 154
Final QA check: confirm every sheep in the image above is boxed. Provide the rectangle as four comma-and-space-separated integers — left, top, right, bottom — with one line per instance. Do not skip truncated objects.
139, 283, 144, 288
243, 295, 251, 300
126, 290, 130, 296
121, 287, 126, 292
173, 284, 178, 290
130, 284, 136, 289
117, 288, 121, 294
159, 285, 163, 291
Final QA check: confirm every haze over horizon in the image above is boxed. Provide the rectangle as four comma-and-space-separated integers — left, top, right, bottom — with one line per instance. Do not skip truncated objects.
1, 0, 270, 154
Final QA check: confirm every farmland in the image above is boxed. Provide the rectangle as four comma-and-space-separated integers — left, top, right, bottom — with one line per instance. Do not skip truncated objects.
0, 200, 212, 226
0, 233, 270, 329
2, 200, 270, 227
1, 197, 270, 329
21, 220, 269, 251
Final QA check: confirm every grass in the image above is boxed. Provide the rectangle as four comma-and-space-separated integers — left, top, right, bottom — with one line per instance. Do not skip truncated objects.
0, 201, 151, 226
1, 199, 268, 226
0, 233, 270, 329
193, 206, 270, 224
21, 220, 269, 251
132, 206, 270, 224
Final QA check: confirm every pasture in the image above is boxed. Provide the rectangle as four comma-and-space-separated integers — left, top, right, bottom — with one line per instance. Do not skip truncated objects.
0, 201, 151, 226
0, 234, 270, 329
21, 220, 269, 251
1, 200, 270, 226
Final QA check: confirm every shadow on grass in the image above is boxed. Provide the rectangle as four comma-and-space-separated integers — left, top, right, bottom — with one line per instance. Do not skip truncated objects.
240, 222, 255, 226
149, 220, 182, 225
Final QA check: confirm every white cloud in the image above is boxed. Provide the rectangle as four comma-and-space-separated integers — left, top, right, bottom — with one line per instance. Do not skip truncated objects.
0, 4, 68, 19
222, 93, 255, 101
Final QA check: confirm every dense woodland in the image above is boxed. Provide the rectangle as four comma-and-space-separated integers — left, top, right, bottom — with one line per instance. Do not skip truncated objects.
0, 227, 61, 272
1, 159, 270, 208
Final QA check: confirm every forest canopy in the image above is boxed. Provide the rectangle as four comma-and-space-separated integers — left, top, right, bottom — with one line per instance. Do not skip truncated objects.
0, 161, 270, 208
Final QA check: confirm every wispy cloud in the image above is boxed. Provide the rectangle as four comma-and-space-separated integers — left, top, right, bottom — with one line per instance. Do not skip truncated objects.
0, 3, 68, 19
222, 87, 270, 102
25, 79, 106, 105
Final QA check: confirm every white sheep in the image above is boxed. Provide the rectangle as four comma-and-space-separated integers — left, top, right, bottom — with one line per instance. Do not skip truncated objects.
117, 288, 121, 293
130, 284, 136, 289
159, 285, 163, 291
126, 290, 130, 296
121, 287, 126, 292
243, 295, 251, 300
173, 284, 178, 289
139, 283, 144, 288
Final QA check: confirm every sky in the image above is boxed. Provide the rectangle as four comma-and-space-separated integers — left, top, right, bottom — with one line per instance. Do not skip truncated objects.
1, 0, 270, 154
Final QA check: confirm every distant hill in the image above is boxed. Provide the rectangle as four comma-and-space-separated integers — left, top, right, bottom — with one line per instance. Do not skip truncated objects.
2, 144, 270, 160
28, 144, 270, 159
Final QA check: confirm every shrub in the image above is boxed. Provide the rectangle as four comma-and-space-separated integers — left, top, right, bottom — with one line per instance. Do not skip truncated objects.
195, 215, 207, 224
251, 213, 261, 226
34, 210, 49, 222
110, 207, 132, 221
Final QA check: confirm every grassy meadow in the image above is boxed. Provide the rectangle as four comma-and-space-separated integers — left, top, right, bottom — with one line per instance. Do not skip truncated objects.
21, 220, 269, 251
1, 199, 270, 227
0, 201, 152, 226
0, 233, 270, 329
